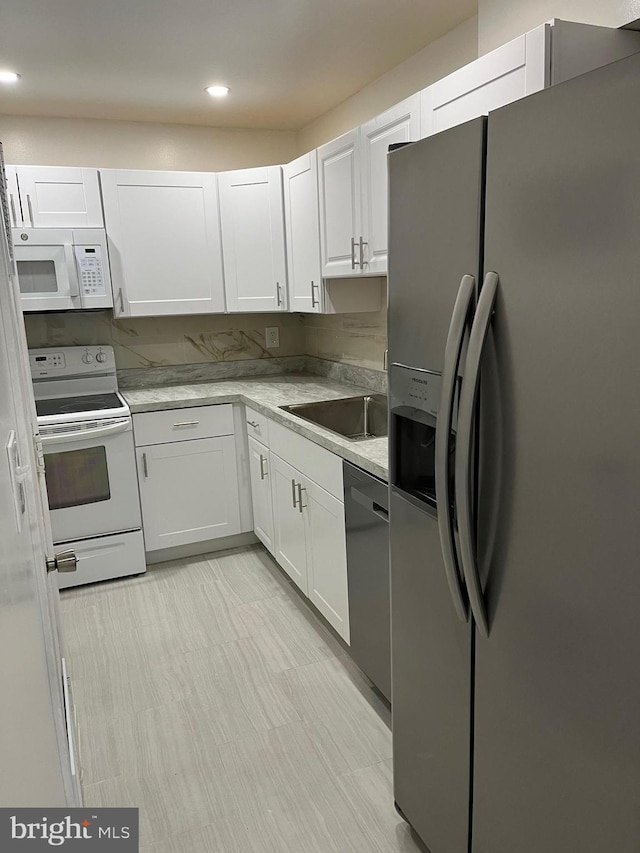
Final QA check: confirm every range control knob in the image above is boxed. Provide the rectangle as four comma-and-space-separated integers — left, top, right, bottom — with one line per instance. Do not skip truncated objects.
96, 350, 107, 364
82, 350, 94, 364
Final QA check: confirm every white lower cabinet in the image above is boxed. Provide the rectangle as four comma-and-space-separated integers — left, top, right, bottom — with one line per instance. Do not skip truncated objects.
268, 439, 350, 643
305, 479, 350, 644
247, 435, 275, 555
134, 405, 241, 553
270, 452, 308, 594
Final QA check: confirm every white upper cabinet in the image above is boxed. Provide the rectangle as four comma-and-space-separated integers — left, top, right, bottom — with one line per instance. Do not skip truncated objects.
317, 129, 361, 278
218, 166, 287, 313
283, 152, 323, 313
9, 166, 103, 228
100, 169, 225, 317
420, 20, 640, 138
318, 95, 420, 277
360, 95, 421, 275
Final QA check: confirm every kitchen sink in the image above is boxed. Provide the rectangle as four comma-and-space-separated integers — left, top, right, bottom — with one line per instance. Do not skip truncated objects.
280, 394, 387, 441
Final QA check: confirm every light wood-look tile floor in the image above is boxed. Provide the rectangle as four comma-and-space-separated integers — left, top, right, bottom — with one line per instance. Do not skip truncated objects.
60, 544, 425, 852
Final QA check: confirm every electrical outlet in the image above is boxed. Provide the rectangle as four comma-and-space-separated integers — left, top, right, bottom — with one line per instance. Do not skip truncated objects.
265, 326, 280, 349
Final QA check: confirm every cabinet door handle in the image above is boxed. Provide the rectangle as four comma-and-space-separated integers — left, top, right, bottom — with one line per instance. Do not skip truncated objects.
117, 288, 125, 313
26, 194, 34, 227
142, 452, 149, 479
359, 236, 367, 268
276, 282, 283, 307
291, 478, 298, 508
311, 280, 319, 308
297, 483, 306, 512
259, 454, 267, 480
247, 420, 259, 429
9, 194, 17, 226
351, 237, 358, 269
173, 420, 199, 428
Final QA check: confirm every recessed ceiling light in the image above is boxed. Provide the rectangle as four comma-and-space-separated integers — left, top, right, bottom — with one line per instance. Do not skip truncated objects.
205, 85, 230, 98
0, 70, 21, 84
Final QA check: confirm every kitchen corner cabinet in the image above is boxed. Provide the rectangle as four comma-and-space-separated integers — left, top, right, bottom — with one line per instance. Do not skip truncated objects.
133, 405, 241, 553
218, 166, 287, 312
318, 95, 419, 278
7, 165, 103, 228
247, 435, 275, 554
420, 20, 640, 138
100, 169, 225, 317
283, 152, 323, 313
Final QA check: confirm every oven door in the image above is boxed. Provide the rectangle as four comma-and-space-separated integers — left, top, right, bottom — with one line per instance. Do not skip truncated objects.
13, 233, 80, 312
40, 418, 142, 544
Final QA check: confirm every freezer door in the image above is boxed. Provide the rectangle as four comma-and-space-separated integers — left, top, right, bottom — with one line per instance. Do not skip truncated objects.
390, 489, 472, 853
388, 117, 485, 373
473, 53, 640, 853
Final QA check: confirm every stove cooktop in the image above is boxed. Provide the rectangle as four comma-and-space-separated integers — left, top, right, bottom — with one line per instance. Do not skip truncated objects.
35, 393, 125, 418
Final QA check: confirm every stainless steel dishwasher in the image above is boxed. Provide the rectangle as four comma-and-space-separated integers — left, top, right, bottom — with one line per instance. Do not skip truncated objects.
343, 461, 391, 702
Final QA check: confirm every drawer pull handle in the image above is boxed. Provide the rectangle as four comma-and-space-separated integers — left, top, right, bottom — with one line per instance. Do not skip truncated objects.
297, 483, 306, 513
247, 420, 259, 428
173, 420, 199, 427
259, 454, 267, 480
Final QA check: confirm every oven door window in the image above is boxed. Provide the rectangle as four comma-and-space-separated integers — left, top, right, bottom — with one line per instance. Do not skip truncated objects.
45, 446, 111, 510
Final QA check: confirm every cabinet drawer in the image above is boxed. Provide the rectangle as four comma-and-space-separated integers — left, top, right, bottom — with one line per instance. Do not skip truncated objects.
269, 420, 343, 501
244, 406, 270, 445
134, 404, 234, 446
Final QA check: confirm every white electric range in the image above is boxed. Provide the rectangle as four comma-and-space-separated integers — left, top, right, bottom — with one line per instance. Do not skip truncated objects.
30, 345, 145, 588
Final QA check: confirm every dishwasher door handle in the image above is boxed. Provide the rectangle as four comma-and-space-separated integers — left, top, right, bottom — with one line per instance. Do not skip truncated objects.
350, 486, 389, 522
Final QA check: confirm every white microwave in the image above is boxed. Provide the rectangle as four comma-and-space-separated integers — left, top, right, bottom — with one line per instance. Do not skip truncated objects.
13, 228, 113, 312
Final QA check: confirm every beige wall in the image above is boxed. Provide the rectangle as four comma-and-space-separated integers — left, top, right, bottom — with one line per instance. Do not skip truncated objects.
479, 0, 640, 54
0, 114, 298, 171
297, 16, 478, 152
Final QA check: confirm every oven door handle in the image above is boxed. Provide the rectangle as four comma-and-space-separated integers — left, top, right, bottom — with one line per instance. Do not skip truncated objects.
40, 420, 131, 446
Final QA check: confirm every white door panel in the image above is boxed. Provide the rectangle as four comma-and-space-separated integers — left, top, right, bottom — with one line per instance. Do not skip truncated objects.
270, 452, 307, 593
283, 152, 322, 312
248, 435, 274, 554
318, 129, 361, 278
100, 169, 224, 316
219, 166, 287, 312
137, 436, 241, 552
16, 166, 103, 228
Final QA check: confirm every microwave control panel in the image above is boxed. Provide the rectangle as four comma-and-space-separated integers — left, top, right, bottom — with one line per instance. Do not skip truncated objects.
75, 246, 107, 296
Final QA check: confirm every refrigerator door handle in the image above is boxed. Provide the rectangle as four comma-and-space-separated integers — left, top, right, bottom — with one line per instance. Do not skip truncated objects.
455, 271, 499, 638
435, 273, 475, 622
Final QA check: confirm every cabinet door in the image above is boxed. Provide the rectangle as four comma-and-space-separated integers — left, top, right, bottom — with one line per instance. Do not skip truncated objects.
361, 95, 420, 275
100, 169, 224, 317
318, 129, 362, 278
5, 166, 24, 228
283, 152, 323, 313
15, 166, 104, 228
137, 436, 240, 552
304, 478, 350, 643
247, 436, 274, 555
421, 27, 548, 137
219, 166, 287, 312
270, 453, 307, 594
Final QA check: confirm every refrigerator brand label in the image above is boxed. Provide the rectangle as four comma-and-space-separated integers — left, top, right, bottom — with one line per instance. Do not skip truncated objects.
0, 809, 138, 850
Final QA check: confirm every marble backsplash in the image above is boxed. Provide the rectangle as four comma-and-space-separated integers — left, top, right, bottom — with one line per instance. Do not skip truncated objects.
23, 311, 306, 369
301, 304, 387, 372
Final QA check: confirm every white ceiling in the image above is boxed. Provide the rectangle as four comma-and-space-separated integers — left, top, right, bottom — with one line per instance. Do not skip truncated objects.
0, 0, 476, 130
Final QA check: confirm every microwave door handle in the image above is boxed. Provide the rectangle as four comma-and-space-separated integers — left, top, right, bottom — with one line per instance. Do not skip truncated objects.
64, 243, 81, 299
435, 274, 475, 623
455, 271, 499, 639
40, 420, 131, 446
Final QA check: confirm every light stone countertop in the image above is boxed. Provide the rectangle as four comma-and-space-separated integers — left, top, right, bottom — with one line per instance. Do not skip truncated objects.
122, 375, 389, 481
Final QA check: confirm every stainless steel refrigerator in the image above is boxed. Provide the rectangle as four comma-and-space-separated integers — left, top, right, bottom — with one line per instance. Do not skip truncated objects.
388, 50, 640, 853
